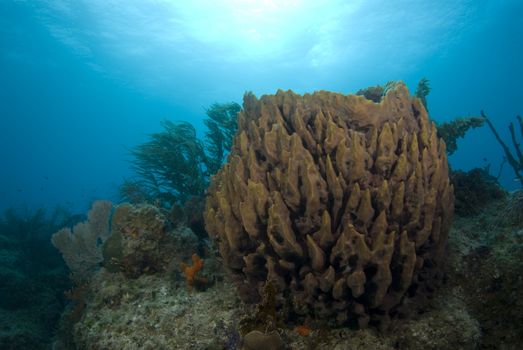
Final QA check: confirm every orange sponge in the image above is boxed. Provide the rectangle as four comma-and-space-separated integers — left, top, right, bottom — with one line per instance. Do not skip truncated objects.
180, 253, 207, 289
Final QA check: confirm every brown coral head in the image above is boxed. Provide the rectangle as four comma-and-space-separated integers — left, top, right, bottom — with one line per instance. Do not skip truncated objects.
204, 83, 454, 328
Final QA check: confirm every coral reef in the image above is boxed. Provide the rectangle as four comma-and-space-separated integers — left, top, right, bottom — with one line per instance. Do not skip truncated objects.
48, 83, 523, 349
483, 111, 523, 186
390, 290, 481, 350
204, 83, 454, 328
64, 193, 523, 349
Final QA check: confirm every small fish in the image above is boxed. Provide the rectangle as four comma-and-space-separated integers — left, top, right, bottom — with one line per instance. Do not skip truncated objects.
16, 188, 22, 192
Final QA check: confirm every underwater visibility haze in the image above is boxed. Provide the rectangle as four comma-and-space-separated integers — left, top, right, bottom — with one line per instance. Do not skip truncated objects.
1, 0, 523, 349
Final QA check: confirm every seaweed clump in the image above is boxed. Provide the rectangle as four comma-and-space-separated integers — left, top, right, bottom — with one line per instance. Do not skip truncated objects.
355, 85, 385, 103
126, 121, 208, 206
450, 167, 506, 216
436, 116, 486, 155
414, 77, 431, 111
204, 102, 241, 175
121, 102, 241, 208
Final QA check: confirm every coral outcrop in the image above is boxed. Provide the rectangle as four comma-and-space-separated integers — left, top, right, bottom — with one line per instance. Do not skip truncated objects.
103, 203, 175, 278
53, 201, 202, 282
205, 83, 454, 328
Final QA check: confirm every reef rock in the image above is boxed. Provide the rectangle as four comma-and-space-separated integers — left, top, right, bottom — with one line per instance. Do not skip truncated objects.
204, 83, 454, 328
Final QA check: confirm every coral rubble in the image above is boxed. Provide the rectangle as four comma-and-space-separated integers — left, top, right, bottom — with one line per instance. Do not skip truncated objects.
204, 83, 454, 328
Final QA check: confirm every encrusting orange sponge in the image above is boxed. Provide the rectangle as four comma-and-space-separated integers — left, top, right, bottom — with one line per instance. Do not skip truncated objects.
294, 325, 312, 336
180, 253, 207, 289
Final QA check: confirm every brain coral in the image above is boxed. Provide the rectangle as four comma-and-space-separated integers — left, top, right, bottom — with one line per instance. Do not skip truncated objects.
204, 83, 454, 328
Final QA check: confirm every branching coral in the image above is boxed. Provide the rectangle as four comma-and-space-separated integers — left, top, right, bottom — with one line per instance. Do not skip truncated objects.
482, 111, 523, 186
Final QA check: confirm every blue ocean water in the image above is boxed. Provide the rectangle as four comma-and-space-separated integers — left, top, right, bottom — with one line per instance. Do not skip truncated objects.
1, 0, 522, 213
0, 0, 523, 349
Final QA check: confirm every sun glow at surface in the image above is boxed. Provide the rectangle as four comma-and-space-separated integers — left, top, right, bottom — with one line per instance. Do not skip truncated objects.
162, 0, 344, 57
32, 0, 484, 103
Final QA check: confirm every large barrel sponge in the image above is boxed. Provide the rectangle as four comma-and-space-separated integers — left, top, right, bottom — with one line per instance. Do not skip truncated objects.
204, 83, 454, 328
